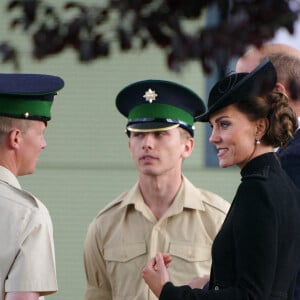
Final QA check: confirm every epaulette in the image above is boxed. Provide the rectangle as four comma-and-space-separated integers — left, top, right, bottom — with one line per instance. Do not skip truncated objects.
96, 191, 128, 218
0, 180, 39, 208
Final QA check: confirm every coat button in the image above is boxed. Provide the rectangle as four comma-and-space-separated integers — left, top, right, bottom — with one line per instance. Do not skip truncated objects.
214, 285, 220, 291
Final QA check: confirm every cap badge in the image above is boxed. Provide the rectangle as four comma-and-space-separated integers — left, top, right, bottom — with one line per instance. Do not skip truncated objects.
143, 88, 158, 103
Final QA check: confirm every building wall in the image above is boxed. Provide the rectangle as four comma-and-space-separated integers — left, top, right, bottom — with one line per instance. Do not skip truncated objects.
0, 2, 239, 300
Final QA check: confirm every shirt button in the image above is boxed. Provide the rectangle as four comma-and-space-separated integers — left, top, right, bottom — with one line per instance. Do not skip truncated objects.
214, 285, 220, 291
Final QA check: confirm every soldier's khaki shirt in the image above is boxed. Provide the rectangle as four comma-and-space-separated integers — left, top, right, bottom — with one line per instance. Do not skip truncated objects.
0, 166, 57, 300
84, 176, 230, 300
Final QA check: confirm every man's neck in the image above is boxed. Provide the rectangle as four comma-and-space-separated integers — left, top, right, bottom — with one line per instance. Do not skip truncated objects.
139, 173, 183, 220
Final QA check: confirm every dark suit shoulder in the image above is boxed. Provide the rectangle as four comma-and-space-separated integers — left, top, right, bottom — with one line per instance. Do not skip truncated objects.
279, 130, 300, 157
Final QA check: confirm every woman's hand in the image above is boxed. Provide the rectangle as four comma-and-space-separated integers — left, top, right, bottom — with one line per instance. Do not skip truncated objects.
142, 252, 170, 297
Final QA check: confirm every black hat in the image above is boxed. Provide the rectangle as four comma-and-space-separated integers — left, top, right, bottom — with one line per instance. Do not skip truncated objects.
197, 59, 277, 122
0, 73, 64, 122
116, 79, 205, 136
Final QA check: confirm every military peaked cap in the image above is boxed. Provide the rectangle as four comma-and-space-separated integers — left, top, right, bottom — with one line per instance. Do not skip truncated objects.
0, 73, 64, 122
116, 79, 205, 136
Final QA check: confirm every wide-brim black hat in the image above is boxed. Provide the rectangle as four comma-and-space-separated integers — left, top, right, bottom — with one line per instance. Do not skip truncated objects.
116, 79, 206, 136
197, 59, 277, 122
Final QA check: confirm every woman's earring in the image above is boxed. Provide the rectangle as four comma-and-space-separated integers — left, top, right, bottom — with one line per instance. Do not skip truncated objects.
256, 139, 261, 145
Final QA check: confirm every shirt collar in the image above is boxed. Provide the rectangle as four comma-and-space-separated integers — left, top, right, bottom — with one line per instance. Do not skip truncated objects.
0, 166, 21, 189
119, 176, 206, 212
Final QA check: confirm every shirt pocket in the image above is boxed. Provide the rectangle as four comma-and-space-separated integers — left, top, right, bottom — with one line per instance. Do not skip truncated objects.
169, 242, 212, 284
169, 242, 211, 262
104, 242, 146, 262
103, 242, 147, 297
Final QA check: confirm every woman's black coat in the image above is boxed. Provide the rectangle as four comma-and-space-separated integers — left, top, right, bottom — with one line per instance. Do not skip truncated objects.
160, 153, 300, 300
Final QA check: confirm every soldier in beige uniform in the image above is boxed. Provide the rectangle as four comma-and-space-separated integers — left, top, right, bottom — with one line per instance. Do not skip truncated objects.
0, 74, 64, 300
83, 80, 230, 300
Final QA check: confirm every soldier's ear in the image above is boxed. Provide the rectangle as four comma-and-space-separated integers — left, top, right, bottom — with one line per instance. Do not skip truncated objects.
8, 128, 22, 149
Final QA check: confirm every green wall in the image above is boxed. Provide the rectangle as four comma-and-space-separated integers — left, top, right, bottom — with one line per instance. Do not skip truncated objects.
0, 2, 240, 299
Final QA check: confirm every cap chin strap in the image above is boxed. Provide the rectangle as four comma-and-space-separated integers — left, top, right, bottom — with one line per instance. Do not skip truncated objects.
127, 123, 180, 132
126, 118, 195, 136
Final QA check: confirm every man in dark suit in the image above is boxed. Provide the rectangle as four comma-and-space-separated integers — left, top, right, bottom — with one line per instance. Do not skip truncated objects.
236, 43, 300, 300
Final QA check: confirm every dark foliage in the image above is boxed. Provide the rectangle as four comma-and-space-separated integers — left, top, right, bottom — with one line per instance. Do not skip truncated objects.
1, 0, 299, 72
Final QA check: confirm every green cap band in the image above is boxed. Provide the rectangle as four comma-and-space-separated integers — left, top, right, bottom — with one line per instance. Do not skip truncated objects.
128, 103, 194, 126
0, 97, 53, 120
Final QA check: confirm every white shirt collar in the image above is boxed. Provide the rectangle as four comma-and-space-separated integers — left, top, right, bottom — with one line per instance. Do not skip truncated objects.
0, 166, 21, 189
